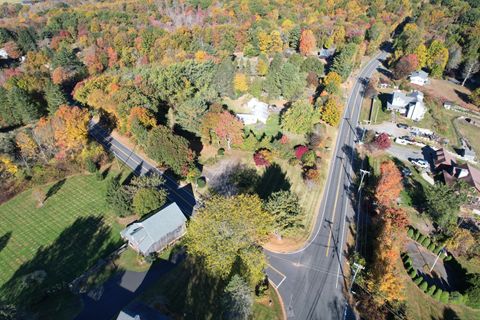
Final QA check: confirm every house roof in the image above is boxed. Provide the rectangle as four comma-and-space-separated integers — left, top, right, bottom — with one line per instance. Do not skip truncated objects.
390, 90, 424, 108
410, 70, 429, 80
465, 163, 480, 192
120, 202, 186, 254
435, 148, 455, 168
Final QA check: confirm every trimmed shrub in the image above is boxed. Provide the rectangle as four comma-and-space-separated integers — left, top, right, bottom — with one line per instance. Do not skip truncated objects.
427, 243, 436, 251
433, 288, 443, 301
450, 291, 464, 304
418, 235, 427, 243
404, 257, 413, 267
409, 269, 417, 278
414, 276, 423, 285
440, 291, 449, 304
427, 284, 437, 296
434, 246, 442, 255
419, 281, 429, 292
443, 255, 452, 262
197, 176, 206, 188
421, 237, 431, 247
414, 229, 421, 241
407, 228, 414, 238
217, 148, 225, 156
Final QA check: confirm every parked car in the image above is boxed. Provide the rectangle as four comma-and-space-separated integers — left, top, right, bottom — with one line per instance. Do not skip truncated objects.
397, 123, 409, 129
401, 168, 412, 177
410, 158, 429, 169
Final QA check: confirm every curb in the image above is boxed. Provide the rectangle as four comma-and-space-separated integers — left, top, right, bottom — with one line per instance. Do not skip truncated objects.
269, 279, 287, 320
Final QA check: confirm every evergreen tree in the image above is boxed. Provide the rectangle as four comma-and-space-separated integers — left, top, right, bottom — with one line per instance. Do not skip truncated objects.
44, 81, 67, 115
222, 275, 253, 320
0, 87, 21, 126
175, 94, 209, 135
7, 86, 42, 124
331, 43, 358, 80
213, 58, 235, 98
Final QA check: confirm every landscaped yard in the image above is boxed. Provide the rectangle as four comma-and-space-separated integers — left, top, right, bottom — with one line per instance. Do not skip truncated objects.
0, 167, 130, 305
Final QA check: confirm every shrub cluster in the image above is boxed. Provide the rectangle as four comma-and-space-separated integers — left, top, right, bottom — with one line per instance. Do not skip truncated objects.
406, 226, 452, 261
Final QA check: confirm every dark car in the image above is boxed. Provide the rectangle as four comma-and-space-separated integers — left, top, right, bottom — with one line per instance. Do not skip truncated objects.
397, 123, 409, 129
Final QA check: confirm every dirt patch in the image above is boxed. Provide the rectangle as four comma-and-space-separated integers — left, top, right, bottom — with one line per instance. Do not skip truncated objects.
417, 79, 476, 110
263, 234, 308, 253
117, 214, 139, 226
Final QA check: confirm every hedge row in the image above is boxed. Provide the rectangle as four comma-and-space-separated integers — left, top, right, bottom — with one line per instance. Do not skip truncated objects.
406, 227, 452, 261
401, 252, 464, 305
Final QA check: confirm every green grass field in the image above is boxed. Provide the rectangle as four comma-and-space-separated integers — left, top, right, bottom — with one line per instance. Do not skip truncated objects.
0, 168, 129, 301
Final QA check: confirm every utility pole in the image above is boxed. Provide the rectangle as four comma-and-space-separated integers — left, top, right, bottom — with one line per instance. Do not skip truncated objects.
349, 262, 365, 294
358, 169, 370, 192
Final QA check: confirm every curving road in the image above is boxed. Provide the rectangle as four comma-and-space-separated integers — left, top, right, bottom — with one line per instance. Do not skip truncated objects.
265, 51, 389, 320
88, 50, 388, 319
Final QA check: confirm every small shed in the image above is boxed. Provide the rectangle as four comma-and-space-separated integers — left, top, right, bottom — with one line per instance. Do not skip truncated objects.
120, 202, 187, 256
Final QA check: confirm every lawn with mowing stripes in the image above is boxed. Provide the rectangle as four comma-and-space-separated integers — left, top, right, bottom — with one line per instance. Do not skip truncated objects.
0, 169, 128, 301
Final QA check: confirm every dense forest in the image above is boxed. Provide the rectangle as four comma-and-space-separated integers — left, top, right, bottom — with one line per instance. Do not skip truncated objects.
0, 0, 479, 318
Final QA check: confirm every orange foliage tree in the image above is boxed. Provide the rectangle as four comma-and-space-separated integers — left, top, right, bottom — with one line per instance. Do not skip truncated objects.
375, 160, 403, 207
299, 29, 316, 55
52, 105, 90, 151
127, 107, 156, 131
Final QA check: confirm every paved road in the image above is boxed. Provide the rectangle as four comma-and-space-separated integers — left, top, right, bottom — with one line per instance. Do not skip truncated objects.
88, 122, 196, 217
265, 51, 389, 320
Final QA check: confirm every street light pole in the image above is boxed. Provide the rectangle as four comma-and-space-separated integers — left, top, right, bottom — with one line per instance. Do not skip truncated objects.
349, 262, 365, 293
430, 248, 446, 272
358, 169, 370, 192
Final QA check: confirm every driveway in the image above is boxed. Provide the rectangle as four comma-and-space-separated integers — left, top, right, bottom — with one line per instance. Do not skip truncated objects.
75, 260, 177, 320
406, 240, 453, 291
364, 122, 409, 137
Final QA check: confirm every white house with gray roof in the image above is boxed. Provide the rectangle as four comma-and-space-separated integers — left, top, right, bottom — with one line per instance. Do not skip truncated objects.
387, 90, 427, 121
409, 70, 429, 86
120, 202, 186, 256
237, 98, 270, 125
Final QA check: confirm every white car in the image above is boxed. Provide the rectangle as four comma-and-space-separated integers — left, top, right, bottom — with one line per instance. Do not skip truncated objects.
410, 159, 429, 169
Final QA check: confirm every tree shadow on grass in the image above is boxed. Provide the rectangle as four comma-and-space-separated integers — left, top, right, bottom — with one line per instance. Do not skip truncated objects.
45, 179, 66, 201
0, 216, 122, 307
255, 163, 291, 200
0, 231, 12, 253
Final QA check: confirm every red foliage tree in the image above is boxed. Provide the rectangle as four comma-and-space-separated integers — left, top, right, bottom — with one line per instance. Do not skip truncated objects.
253, 149, 272, 167
295, 145, 309, 160
383, 206, 409, 229
4, 41, 21, 59
393, 54, 419, 80
374, 132, 391, 150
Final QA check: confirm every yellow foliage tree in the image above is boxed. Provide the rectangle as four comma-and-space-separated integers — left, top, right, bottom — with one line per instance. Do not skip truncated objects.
52, 105, 90, 151
234, 73, 249, 93
256, 58, 269, 76
319, 98, 341, 126
258, 30, 271, 54
194, 50, 208, 62
415, 44, 428, 68
15, 131, 38, 160
269, 30, 283, 53
323, 71, 342, 94
281, 19, 294, 30
0, 155, 18, 175
185, 195, 273, 286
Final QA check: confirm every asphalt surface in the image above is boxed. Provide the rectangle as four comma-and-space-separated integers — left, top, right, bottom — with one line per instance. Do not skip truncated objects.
265, 51, 389, 320
88, 122, 196, 217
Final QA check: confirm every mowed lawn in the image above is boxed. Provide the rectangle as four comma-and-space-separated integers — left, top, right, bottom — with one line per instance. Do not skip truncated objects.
0, 170, 126, 293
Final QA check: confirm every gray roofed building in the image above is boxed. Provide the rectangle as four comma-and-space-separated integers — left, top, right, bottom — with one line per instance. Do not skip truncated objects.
409, 70, 429, 86
318, 47, 336, 59
387, 90, 427, 121
120, 202, 187, 256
